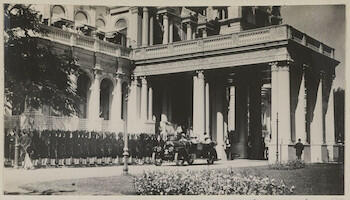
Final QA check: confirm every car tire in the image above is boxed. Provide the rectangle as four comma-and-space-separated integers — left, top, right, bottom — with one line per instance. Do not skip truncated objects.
155, 158, 163, 166
187, 154, 195, 165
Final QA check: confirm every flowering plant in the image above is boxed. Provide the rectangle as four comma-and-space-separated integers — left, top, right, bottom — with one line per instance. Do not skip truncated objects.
269, 160, 305, 170
134, 168, 295, 195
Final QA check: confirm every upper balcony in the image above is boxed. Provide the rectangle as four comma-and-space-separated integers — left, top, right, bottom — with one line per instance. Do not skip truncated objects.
133, 24, 335, 62
40, 25, 132, 59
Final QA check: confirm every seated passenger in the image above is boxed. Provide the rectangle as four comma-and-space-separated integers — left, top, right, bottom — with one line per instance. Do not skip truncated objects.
203, 132, 211, 144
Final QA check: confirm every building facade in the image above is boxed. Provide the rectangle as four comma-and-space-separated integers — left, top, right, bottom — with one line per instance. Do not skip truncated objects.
5, 5, 340, 163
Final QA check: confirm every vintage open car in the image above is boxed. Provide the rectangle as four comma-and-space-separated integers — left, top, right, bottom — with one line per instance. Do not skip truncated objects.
152, 138, 218, 166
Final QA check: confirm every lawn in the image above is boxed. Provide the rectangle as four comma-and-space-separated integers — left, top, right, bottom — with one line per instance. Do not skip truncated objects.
17, 163, 343, 195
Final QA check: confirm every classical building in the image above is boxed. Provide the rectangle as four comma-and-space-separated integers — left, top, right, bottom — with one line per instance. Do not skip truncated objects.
5, 5, 340, 163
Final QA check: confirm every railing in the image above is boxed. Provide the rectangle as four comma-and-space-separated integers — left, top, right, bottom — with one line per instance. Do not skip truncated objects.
4, 114, 124, 133
40, 25, 132, 58
134, 25, 335, 60
289, 26, 335, 58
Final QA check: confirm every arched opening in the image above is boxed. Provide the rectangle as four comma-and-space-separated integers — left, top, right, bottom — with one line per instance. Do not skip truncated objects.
100, 78, 114, 120
96, 18, 106, 30
106, 19, 127, 46
75, 11, 88, 25
52, 5, 65, 20
77, 72, 91, 118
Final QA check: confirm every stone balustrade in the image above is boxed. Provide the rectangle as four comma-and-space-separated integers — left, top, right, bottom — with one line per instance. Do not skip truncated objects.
133, 25, 335, 60
40, 25, 132, 58
5, 114, 125, 133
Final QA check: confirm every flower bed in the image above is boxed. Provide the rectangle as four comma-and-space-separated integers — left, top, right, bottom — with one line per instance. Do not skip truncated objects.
269, 160, 305, 170
134, 168, 295, 195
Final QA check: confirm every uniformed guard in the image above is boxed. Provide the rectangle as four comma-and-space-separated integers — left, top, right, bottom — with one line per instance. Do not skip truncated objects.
129, 134, 136, 164
31, 130, 40, 167
116, 132, 124, 164
41, 130, 50, 167
57, 131, 64, 166
49, 130, 57, 166
111, 132, 118, 165
89, 131, 96, 166
96, 132, 102, 165
65, 131, 73, 166
83, 131, 89, 166
73, 131, 80, 166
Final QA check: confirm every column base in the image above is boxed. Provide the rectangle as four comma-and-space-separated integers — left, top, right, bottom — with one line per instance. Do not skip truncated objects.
326, 144, 335, 162
268, 143, 290, 164
215, 144, 227, 161
310, 144, 327, 163
232, 142, 248, 159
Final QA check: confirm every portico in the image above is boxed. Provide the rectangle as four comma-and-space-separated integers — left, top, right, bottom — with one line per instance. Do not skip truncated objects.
132, 24, 339, 163
8, 14, 339, 164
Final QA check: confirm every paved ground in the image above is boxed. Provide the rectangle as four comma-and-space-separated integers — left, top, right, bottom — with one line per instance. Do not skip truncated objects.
3, 159, 267, 194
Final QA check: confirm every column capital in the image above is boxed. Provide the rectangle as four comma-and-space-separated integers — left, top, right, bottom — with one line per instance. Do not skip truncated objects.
114, 72, 126, 79
302, 63, 309, 71
130, 7, 139, 14
196, 70, 205, 79
140, 76, 148, 84
319, 70, 326, 79
143, 7, 149, 12
269, 61, 290, 72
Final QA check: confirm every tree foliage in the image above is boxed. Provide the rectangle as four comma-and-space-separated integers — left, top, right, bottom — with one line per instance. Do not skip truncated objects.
4, 4, 82, 116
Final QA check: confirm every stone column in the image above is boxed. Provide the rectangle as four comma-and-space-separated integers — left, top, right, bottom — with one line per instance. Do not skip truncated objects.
228, 86, 236, 131
110, 76, 123, 130
148, 86, 153, 121
202, 29, 208, 38
87, 72, 101, 131
216, 82, 226, 160
161, 86, 168, 122
162, 14, 169, 44
193, 71, 206, 138
234, 82, 248, 158
149, 15, 154, 45
186, 23, 192, 40
142, 7, 149, 47
325, 76, 335, 162
127, 77, 138, 133
129, 7, 140, 47
168, 88, 173, 122
295, 65, 307, 143
169, 18, 173, 43
269, 62, 291, 163
310, 71, 325, 163
205, 81, 210, 134
249, 77, 262, 160
140, 76, 148, 122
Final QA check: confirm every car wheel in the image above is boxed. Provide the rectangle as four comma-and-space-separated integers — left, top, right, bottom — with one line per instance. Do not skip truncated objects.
187, 154, 195, 165
155, 158, 163, 166
207, 152, 215, 165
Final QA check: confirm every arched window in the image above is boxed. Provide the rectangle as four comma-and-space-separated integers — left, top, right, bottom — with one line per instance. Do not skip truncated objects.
115, 19, 127, 31
77, 72, 91, 118
75, 11, 88, 25
96, 18, 106, 29
100, 79, 114, 120
114, 19, 128, 46
52, 5, 65, 19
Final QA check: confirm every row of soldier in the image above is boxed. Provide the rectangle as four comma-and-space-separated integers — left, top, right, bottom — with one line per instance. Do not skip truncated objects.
4, 129, 159, 168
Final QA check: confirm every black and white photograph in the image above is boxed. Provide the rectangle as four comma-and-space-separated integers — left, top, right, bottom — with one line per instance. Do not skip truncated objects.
2, 1, 347, 198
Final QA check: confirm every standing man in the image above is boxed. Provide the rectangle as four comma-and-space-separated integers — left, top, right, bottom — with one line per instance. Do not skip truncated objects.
295, 138, 304, 160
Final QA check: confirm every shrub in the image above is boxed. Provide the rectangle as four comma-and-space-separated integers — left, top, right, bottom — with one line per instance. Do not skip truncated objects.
134, 168, 295, 195
269, 160, 305, 170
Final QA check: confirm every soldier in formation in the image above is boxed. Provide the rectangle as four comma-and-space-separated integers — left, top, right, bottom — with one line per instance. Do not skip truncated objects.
4, 129, 159, 168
